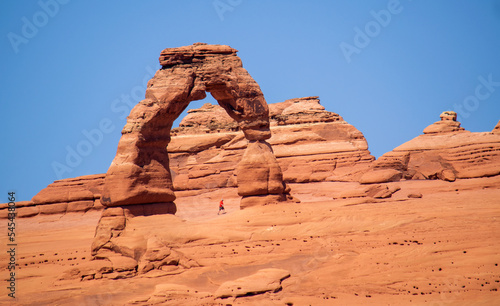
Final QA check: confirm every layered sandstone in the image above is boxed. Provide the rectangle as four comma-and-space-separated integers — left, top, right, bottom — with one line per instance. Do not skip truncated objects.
31, 174, 104, 205
422, 110, 465, 134
168, 96, 375, 193
6, 111, 498, 221
0, 174, 105, 219
361, 111, 500, 183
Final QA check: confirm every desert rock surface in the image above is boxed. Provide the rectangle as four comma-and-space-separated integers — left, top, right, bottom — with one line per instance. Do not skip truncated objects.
1, 176, 500, 305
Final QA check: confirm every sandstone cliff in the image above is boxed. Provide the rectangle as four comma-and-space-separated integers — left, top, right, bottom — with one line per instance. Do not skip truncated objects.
360, 111, 500, 183
0, 174, 104, 219
168, 96, 375, 192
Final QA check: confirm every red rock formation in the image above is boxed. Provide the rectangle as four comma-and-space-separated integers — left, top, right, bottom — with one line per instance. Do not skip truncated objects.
0, 174, 105, 219
493, 120, 500, 134
11, 96, 372, 221
168, 96, 374, 192
214, 268, 290, 298
171, 103, 238, 135
101, 43, 286, 209
269, 97, 373, 183
11, 109, 498, 222
422, 111, 465, 134
32, 174, 104, 205
361, 112, 500, 183
88, 43, 291, 267
237, 141, 289, 208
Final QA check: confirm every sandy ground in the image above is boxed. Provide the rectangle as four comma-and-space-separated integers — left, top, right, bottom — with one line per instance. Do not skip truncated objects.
1, 176, 500, 305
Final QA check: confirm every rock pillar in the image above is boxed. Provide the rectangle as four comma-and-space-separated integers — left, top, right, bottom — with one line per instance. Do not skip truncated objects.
237, 141, 289, 208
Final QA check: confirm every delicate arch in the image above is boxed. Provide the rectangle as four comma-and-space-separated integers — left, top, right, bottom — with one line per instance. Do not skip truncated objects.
101, 43, 286, 209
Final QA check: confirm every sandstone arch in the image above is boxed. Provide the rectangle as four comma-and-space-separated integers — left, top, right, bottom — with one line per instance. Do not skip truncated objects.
91, 43, 290, 262
101, 43, 288, 210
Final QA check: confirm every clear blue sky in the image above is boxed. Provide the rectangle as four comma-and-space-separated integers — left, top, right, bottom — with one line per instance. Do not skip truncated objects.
1, 0, 500, 201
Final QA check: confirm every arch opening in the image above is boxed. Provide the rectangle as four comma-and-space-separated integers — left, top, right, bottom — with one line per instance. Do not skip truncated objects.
100, 43, 287, 210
